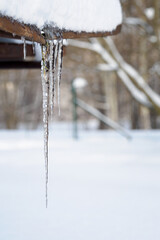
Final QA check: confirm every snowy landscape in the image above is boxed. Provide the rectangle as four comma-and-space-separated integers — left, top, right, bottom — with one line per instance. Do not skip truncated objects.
0, 0, 160, 239
0, 125, 160, 240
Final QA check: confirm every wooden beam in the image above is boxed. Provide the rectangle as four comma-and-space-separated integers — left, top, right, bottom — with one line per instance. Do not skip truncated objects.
0, 61, 41, 69
0, 42, 35, 60
0, 16, 46, 44
0, 30, 19, 39
0, 16, 121, 44
62, 25, 121, 39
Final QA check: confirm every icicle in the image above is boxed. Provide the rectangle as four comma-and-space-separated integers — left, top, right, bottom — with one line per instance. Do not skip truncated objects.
32, 42, 35, 55
49, 40, 54, 118
40, 36, 64, 207
21, 37, 26, 59
41, 44, 50, 208
53, 40, 59, 106
57, 39, 64, 116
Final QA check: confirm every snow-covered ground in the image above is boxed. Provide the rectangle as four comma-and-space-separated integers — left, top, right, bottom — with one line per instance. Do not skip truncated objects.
0, 126, 160, 240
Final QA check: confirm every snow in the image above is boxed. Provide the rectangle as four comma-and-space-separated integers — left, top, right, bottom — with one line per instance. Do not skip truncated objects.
69, 38, 152, 107
0, 126, 160, 240
145, 8, 155, 20
97, 63, 118, 72
72, 78, 88, 89
0, 0, 122, 32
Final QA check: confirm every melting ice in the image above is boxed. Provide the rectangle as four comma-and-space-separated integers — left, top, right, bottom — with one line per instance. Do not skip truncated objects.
21, 37, 26, 59
41, 38, 64, 207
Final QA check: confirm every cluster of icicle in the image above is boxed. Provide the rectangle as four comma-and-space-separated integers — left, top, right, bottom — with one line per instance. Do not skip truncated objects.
41, 39, 63, 207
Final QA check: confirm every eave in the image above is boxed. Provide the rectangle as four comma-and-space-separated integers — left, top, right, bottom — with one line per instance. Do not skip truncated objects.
0, 16, 121, 44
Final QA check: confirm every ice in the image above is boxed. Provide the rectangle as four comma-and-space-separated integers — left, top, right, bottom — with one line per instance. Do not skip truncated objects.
32, 42, 35, 55
41, 39, 64, 206
57, 39, 63, 116
53, 40, 59, 105
49, 40, 54, 116
21, 37, 26, 59
41, 44, 50, 207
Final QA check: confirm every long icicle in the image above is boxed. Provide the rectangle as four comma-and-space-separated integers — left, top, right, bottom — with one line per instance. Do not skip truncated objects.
53, 40, 59, 106
49, 40, 54, 118
57, 39, 63, 116
40, 37, 64, 207
21, 37, 26, 59
41, 43, 50, 208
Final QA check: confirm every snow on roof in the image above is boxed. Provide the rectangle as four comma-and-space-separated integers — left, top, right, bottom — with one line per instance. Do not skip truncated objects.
0, 0, 122, 33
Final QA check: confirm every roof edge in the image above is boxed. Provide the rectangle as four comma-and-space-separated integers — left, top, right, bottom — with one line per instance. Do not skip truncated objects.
0, 16, 121, 44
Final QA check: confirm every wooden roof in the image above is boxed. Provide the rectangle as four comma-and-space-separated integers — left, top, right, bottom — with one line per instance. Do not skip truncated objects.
0, 16, 121, 44
0, 15, 121, 69
0, 38, 40, 69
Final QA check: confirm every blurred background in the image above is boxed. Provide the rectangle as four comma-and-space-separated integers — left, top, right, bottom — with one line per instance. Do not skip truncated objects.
0, 0, 159, 131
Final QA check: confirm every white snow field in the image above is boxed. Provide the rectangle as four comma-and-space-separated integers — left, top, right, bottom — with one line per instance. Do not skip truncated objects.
0, 126, 160, 240
0, 0, 122, 32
